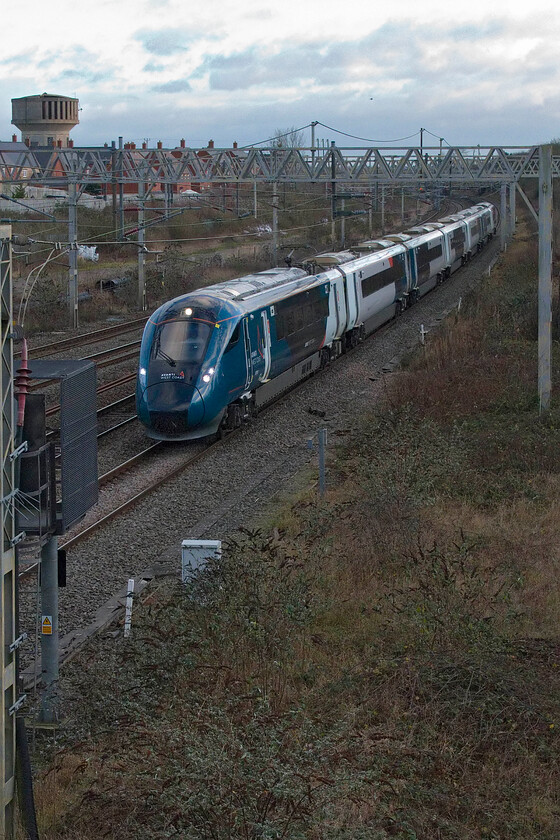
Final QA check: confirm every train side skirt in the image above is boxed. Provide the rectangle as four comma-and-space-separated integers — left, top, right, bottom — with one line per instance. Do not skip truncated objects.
254, 352, 322, 409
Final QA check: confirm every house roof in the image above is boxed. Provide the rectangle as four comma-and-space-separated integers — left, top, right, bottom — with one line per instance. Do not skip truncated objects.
0, 141, 39, 169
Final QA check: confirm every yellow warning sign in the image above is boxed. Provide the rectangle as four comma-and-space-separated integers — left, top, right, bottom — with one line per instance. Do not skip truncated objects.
42, 616, 53, 635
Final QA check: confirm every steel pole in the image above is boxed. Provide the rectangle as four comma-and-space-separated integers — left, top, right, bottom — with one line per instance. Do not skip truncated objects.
500, 183, 508, 251
118, 136, 124, 242
111, 140, 117, 235
137, 181, 146, 311
39, 536, 59, 724
331, 141, 336, 243
272, 182, 278, 266
538, 144, 553, 413
68, 179, 78, 329
509, 181, 516, 237
318, 428, 327, 498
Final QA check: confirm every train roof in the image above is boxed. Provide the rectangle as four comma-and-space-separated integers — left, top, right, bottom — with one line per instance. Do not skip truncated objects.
196, 267, 308, 301
354, 239, 396, 252
303, 251, 356, 267
405, 222, 445, 233
383, 233, 412, 244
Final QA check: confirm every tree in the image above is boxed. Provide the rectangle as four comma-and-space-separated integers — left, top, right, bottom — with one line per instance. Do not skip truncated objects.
272, 126, 306, 148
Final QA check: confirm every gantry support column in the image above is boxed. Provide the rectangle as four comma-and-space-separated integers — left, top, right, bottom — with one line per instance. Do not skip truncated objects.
0, 225, 16, 839
538, 144, 553, 413
509, 181, 516, 237
39, 536, 59, 724
272, 182, 278, 266
500, 183, 508, 251
137, 181, 146, 311
68, 179, 79, 329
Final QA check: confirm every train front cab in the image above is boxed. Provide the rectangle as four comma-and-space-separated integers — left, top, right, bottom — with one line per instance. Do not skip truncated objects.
137, 300, 233, 439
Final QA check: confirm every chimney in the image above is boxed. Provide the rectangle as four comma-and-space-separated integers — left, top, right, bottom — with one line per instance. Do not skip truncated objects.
12, 134, 17, 143
157, 140, 162, 149
208, 139, 214, 149
24, 137, 30, 147
68, 139, 74, 148
233, 141, 238, 149
104, 143, 108, 148
180, 138, 186, 148
142, 142, 147, 149
131, 142, 136, 149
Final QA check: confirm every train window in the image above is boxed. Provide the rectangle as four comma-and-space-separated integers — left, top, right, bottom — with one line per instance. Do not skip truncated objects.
225, 323, 240, 353
451, 228, 465, 251
152, 319, 211, 364
275, 287, 328, 338
362, 261, 404, 297
414, 242, 443, 274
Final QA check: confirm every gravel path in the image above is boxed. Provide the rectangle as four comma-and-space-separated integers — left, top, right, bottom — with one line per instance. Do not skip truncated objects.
18, 241, 501, 674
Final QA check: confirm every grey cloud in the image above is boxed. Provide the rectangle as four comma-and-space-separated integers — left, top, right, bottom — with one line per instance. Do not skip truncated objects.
449, 21, 505, 41
134, 27, 192, 56
202, 20, 520, 93
57, 68, 114, 84
0, 52, 35, 67
151, 79, 192, 93
143, 61, 166, 72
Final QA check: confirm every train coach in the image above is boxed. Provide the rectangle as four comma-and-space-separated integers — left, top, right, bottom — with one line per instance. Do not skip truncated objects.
136, 201, 497, 440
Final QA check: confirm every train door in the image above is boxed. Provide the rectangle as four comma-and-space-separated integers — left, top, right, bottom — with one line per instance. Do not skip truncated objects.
405, 248, 417, 298
259, 309, 272, 382
243, 317, 253, 389
343, 270, 359, 330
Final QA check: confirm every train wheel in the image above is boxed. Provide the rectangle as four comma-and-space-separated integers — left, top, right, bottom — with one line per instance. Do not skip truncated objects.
230, 404, 242, 429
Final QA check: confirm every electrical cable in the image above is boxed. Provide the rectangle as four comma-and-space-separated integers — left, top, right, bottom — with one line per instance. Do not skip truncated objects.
315, 122, 421, 144
18, 248, 64, 326
240, 123, 312, 149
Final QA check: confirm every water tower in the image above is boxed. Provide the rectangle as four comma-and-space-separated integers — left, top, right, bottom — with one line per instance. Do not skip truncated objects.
11, 92, 79, 147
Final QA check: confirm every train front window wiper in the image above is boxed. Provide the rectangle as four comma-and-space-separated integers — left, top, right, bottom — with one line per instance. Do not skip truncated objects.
153, 331, 176, 366
155, 347, 176, 366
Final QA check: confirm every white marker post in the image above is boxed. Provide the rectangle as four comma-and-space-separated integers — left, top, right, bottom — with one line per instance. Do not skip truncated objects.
124, 578, 135, 638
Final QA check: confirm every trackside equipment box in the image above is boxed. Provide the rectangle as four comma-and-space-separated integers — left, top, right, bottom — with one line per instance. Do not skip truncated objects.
181, 539, 221, 584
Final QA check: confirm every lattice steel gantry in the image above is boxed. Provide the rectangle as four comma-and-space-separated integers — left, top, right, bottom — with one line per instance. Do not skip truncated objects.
0, 225, 16, 840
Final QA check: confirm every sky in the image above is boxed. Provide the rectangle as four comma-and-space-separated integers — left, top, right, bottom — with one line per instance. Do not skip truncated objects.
2, 0, 560, 150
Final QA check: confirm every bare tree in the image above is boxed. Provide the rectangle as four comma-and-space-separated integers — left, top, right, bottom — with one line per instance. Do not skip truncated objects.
272, 126, 306, 148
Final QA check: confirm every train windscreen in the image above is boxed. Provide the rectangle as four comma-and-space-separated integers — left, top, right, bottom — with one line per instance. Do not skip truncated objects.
152, 319, 212, 365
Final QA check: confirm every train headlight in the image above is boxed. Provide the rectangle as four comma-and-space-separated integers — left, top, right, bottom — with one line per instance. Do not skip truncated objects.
139, 367, 147, 385
202, 367, 215, 384
183, 307, 193, 317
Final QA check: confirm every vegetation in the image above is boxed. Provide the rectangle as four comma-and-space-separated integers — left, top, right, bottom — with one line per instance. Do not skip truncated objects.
25, 212, 559, 838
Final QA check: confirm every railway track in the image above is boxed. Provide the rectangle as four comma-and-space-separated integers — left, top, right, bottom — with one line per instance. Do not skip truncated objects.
16, 315, 147, 359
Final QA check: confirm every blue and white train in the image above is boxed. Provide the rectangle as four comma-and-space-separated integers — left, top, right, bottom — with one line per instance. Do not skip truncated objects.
136, 201, 498, 440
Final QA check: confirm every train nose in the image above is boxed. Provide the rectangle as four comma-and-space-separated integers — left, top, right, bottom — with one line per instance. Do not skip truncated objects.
141, 380, 205, 435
